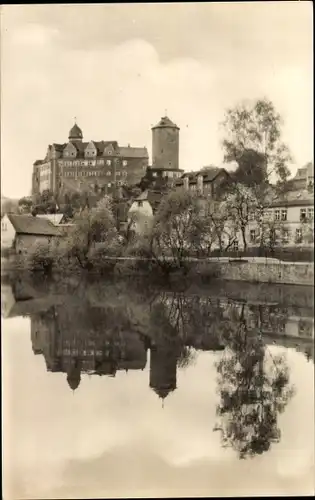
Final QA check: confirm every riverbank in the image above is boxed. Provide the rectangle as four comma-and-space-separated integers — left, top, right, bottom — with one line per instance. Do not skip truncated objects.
1, 256, 314, 286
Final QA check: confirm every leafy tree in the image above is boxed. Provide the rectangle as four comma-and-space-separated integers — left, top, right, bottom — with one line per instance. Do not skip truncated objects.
18, 196, 33, 214
214, 305, 295, 458
147, 189, 205, 273
222, 98, 291, 185
32, 190, 58, 214
66, 196, 120, 269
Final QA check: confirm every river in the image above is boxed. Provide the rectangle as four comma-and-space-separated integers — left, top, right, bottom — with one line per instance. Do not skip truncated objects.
1, 275, 314, 498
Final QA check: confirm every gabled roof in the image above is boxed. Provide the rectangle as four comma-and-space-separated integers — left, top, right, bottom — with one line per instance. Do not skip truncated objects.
135, 190, 150, 201
134, 189, 164, 211
7, 214, 62, 236
36, 214, 64, 225
119, 146, 149, 159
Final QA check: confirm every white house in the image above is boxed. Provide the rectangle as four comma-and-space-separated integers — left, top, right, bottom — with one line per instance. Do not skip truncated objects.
245, 189, 314, 249
128, 190, 162, 234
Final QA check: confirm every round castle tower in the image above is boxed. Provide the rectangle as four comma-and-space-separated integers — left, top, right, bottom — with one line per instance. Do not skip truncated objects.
151, 116, 179, 170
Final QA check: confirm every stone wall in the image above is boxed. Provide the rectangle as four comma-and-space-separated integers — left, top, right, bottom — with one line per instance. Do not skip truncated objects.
215, 260, 314, 286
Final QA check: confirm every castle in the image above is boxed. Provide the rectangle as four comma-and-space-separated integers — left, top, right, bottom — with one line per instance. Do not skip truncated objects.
31, 115, 182, 199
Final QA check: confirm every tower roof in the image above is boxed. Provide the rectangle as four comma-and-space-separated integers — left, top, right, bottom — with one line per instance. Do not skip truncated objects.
152, 116, 179, 130
69, 122, 83, 141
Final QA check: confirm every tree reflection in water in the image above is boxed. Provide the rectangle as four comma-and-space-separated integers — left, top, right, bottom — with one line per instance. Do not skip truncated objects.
214, 305, 295, 459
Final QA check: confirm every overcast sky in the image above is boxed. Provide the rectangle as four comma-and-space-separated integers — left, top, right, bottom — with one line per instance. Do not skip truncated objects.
1, 2, 313, 198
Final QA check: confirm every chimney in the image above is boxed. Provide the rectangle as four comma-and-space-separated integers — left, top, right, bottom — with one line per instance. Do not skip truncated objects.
197, 174, 203, 194
183, 176, 189, 191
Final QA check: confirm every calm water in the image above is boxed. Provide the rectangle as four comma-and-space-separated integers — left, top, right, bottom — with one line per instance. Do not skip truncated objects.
2, 276, 314, 498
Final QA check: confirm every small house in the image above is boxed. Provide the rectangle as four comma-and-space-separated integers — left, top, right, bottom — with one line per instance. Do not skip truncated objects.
128, 190, 163, 234
2, 214, 67, 256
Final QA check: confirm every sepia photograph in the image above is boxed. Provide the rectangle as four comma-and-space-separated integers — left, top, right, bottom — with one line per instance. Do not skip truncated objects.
1, 2, 314, 499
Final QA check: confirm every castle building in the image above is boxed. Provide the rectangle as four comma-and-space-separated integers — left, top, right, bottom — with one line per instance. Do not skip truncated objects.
32, 122, 149, 198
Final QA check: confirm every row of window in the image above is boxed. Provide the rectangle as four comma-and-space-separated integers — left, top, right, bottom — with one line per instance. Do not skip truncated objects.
151, 171, 182, 179
249, 227, 314, 244
60, 180, 125, 189
249, 207, 314, 222
60, 159, 129, 167
64, 148, 116, 159
63, 170, 128, 178
62, 349, 103, 356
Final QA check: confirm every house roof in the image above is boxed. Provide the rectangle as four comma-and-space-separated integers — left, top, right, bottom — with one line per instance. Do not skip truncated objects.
135, 190, 150, 201
134, 190, 164, 211
36, 214, 64, 225
7, 214, 63, 236
267, 187, 314, 208
39, 141, 147, 161
269, 197, 314, 208
152, 116, 179, 130
119, 146, 149, 158
180, 167, 228, 184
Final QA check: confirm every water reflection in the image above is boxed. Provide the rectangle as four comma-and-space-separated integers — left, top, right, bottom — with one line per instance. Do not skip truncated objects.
2, 276, 314, 467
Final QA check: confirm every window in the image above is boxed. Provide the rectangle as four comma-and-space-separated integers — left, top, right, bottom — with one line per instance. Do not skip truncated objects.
308, 208, 313, 220
108, 183, 111, 188
281, 209, 287, 221
300, 208, 307, 221
152, 172, 157, 177
295, 228, 303, 243
282, 229, 289, 244
106, 160, 111, 166
122, 170, 127, 177
117, 181, 122, 186
138, 201, 143, 207
106, 171, 111, 176
2, 222, 7, 231
142, 165, 146, 170
232, 240, 239, 251
123, 160, 128, 167
97, 159, 104, 166
88, 161, 94, 166
116, 171, 121, 176
250, 229, 256, 243
275, 210, 280, 221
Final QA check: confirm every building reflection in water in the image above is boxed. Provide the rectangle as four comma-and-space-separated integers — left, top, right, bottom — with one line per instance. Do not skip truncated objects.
1, 278, 314, 456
